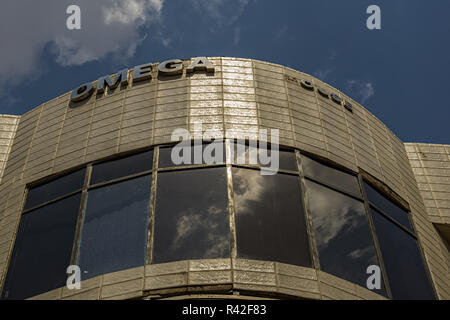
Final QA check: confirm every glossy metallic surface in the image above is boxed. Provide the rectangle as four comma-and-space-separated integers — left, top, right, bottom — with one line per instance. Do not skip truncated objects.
301, 155, 360, 196
371, 209, 436, 299
233, 167, 311, 267
2, 194, 81, 299
90, 150, 153, 185
78, 175, 152, 280
305, 180, 384, 296
153, 168, 229, 263
25, 168, 86, 210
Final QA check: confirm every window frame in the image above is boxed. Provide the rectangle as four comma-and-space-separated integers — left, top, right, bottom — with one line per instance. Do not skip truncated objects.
1, 139, 438, 300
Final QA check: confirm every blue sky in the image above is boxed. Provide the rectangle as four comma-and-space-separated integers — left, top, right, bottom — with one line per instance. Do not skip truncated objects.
0, 0, 449, 143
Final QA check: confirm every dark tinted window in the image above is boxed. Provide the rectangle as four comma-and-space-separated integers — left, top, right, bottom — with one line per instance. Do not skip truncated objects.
305, 180, 385, 296
91, 150, 153, 185
153, 168, 229, 263
159, 141, 225, 168
231, 141, 297, 171
2, 194, 81, 299
364, 182, 413, 232
233, 168, 311, 267
371, 209, 435, 300
25, 168, 85, 209
78, 175, 152, 280
301, 155, 360, 195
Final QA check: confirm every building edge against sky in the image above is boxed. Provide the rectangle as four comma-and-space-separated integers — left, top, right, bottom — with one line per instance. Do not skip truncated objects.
0, 57, 448, 300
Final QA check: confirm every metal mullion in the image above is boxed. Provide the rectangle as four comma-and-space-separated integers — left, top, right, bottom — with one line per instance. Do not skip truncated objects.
157, 163, 226, 173
368, 202, 417, 238
303, 175, 364, 203
229, 163, 300, 177
146, 146, 159, 265
358, 173, 393, 299
87, 168, 155, 190
227, 163, 237, 260
296, 150, 320, 271
158, 139, 226, 151
69, 164, 92, 267
22, 188, 84, 214
299, 150, 357, 177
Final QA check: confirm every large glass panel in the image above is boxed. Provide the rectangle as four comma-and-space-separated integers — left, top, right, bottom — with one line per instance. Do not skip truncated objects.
90, 150, 153, 185
24, 168, 86, 209
301, 155, 360, 195
2, 194, 81, 299
371, 209, 435, 300
77, 175, 152, 280
305, 180, 385, 296
153, 168, 229, 263
159, 141, 225, 168
364, 182, 413, 232
233, 168, 311, 267
231, 141, 297, 171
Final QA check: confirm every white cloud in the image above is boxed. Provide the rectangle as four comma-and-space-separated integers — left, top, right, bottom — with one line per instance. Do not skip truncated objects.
346, 80, 375, 104
276, 25, 288, 38
233, 27, 241, 45
313, 68, 333, 81
189, 0, 255, 29
103, 0, 162, 25
0, 0, 164, 92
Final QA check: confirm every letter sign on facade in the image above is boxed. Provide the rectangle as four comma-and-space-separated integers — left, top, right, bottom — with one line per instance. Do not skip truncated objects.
70, 82, 95, 102
158, 59, 183, 75
97, 69, 128, 94
132, 63, 153, 82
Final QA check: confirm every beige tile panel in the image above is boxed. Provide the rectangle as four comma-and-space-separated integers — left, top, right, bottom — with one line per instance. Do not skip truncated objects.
0, 58, 448, 299
19, 258, 391, 300
0, 116, 19, 184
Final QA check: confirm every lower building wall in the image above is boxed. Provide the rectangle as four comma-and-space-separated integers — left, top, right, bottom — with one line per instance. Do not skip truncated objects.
27, 259, 386, 300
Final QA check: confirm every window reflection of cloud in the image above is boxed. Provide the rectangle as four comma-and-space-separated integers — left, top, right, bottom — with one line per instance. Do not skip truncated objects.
203, 236, 229, 258
347, 246, 372, 260
170, 204, 228, 258
307, 182, 363, 249
232, 143, 258, 165
233, 169, 266, 215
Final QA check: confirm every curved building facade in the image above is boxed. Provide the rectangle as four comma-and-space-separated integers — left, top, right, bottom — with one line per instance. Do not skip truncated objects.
0, 57, 448, 300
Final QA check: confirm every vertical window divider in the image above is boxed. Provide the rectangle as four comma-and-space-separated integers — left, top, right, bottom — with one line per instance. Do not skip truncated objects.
70, 164, 92, 267
225, 139, 237, 261
358, 174, 392, 299
146, 146, 159, 265
296, 151, 321, 271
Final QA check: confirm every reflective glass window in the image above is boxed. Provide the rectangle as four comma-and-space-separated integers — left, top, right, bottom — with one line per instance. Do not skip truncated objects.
305, 180, 385, 296
158, 141, 225, 168
301, 155, 360, 195
2, 194, 81, 299
24, 168, 86, 209
232, 168, 311, 267
231, 141, 297, 171
91, 150, 153, 185
364, 182, 413, 232
153, 168, 229, 263
77, 175, 152, 280
370, 209, 435, 299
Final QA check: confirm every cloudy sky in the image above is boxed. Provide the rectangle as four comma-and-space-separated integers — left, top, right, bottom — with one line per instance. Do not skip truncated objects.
0, 0, 448, 143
